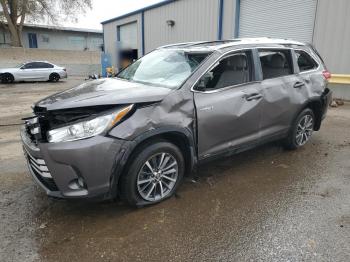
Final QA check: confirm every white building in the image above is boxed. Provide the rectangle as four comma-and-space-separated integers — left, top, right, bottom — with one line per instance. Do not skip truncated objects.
0, 24, 103, 51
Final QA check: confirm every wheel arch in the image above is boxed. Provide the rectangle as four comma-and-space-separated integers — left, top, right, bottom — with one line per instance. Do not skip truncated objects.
293, 98, 323, 131
114, 127, 197, 197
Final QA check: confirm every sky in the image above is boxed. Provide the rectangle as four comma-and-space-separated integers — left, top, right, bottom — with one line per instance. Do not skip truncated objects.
63, 0, 165, 30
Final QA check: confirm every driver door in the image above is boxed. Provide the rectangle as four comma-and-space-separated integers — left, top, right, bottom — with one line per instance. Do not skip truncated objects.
18, 62, 41, 80
193, 50, 263, 160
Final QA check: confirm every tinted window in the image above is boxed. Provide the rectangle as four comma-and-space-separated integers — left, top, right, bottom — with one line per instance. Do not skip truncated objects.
295, 50, 318, 72
259, 49, 293, 79
22, 62, 53, 69
38, 62, 54, 68
197, 51, 252, 91
22, 63, 36, 69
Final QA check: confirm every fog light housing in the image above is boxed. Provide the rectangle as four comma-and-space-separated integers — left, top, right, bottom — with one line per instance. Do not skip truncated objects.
68, 177, 87, 190
77, 177, 86, 188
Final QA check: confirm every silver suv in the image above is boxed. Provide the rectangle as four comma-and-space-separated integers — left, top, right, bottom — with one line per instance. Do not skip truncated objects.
21, 38, 332, 206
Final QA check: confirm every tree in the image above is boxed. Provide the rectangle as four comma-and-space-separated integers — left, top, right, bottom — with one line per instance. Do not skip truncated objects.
0, 0, 92, 47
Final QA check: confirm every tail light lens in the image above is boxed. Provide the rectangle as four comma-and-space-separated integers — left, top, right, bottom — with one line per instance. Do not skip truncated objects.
322, 70, 331, 80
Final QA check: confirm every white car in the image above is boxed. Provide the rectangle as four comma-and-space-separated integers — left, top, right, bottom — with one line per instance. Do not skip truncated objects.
0, 61, 67, 83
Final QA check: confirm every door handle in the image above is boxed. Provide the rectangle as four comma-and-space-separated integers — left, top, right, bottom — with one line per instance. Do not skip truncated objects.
245, 93, 263, 101
294, 81, 305, 88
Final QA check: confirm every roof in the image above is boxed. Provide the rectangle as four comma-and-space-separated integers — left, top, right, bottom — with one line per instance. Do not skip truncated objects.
22, 23, 102, 34
101, 0, 177, 24
158, 38, 305, 51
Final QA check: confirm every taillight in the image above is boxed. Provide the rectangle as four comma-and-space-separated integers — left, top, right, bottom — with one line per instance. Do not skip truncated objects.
322, 70, 331, 80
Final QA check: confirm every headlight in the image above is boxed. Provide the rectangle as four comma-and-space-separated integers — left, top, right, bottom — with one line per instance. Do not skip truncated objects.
47, 105, 133, 143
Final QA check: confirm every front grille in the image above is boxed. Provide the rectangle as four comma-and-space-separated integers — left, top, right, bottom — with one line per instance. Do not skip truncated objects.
24, 148, 59, 191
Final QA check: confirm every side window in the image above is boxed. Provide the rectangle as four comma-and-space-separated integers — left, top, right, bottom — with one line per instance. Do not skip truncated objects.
196, 51, 252, 91
295, 50, 318, 72
25, 62, 41, 69
38, 62, 54, 68
22, 63, 35, 69
259, 49, 293, 80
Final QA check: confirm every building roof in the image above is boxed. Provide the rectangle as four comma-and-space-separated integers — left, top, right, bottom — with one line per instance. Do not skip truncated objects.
101, 0, 177, 24
22, 23, 102, 34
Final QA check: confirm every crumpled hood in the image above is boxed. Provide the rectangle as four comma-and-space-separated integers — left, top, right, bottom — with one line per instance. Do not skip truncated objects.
35, 78, 173, 111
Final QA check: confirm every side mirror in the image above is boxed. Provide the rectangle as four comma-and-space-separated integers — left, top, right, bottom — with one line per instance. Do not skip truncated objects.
196, 72, 213, 91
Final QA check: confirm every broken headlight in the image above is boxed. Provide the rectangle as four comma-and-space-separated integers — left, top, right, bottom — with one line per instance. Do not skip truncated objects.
47, 105, 133, 143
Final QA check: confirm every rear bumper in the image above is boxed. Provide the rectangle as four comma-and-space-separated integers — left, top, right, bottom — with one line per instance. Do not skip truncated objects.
20, 126, 130, 200
321, 87, 332, 120
59, 71, 68, 79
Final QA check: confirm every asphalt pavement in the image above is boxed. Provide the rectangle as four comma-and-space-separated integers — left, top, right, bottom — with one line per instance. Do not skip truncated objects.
0, 79, 349, 262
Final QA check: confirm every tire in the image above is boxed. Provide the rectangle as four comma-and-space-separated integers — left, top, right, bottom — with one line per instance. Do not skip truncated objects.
283, 108, 315, 150
1, 73, 14, 84
49, 73, 60, 82
120, 140, 185, 206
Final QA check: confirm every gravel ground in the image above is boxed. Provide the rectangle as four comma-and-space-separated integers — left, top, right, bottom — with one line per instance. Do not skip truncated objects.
0, 79, 349, 262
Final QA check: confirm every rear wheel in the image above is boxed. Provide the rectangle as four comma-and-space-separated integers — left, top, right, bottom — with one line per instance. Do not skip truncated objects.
1, 73, 14, 84
120, 141, 185, 206
49, 73, 60, 82
284, 108, 315, 150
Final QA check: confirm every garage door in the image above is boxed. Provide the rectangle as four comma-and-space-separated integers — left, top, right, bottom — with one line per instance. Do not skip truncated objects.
239, 0, 317, 43
118, 22, 138, 49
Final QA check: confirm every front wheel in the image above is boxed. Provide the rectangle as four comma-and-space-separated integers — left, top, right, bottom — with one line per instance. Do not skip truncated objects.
1, 73, 14, 83
284, 108, 315, 150
120, 141, 185, 206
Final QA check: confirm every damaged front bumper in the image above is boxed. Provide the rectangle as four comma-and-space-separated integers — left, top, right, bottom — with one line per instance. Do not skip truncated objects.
20, 126, 131, 200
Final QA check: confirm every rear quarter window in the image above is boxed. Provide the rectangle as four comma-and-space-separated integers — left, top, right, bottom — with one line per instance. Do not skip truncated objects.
295, 50, 318, 72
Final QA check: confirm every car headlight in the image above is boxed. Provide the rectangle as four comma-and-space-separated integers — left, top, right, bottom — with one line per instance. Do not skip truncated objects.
47, 105, 133, 143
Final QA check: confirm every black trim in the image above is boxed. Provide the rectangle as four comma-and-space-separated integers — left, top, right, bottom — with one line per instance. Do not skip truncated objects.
199, 131, 288, 164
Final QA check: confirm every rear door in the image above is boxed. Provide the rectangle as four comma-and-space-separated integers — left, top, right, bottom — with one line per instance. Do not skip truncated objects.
258, 48, 303, 138
194, 49, 263, 160
36, 62, 54, 80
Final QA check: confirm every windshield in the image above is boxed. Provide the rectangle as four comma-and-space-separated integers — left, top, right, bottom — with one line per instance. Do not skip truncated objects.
117, 49, 211, 89
15, 63, 24, 68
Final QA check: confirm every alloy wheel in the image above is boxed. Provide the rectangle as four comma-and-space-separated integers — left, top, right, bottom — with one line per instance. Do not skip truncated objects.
137, 152, 178, 202
2, 74, 13, 83
295, 114, 314, 146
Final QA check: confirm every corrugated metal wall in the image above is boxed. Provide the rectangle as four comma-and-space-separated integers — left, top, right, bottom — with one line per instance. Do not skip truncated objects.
313, 0, 350, 74
102, 0, 349, 74
143, 0, 219, 52
239, 0, 317, 43
222, 0, 237, 39
103, 0, 238, 68
103, 13, 142, 67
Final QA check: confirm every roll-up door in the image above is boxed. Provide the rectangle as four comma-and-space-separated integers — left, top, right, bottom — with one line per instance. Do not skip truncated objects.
118, 22, 138, 49
239, 0, 317, 43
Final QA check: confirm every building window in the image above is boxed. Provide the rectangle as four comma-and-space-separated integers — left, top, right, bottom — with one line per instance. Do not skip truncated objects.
41, 34, 50, 43
68, 36, 86, 49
